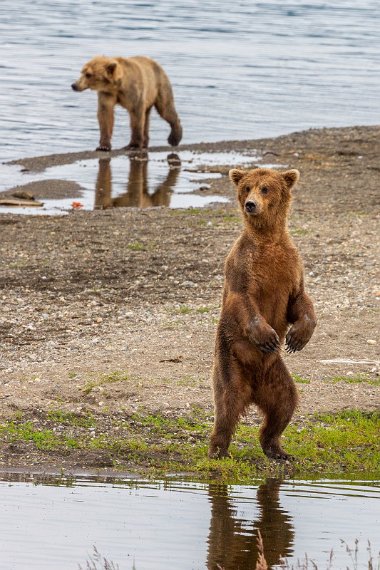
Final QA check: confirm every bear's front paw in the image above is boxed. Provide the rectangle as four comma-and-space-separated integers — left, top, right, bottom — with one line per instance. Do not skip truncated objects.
96, 144, 111, 152
286, 316, 315, 353
248, 320, 280, 354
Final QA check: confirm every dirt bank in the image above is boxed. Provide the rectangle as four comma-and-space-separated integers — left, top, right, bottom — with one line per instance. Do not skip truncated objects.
0, 125, 379, 473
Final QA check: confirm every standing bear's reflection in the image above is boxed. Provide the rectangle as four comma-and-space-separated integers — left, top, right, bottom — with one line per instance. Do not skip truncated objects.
207, 479, 294, 569
94, 153, 181, 209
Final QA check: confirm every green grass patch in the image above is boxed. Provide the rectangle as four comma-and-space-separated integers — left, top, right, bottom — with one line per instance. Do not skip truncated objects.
127, 241, 145, 251
328, 375, 380, 386
290, 227, 309, 236
196, 306, 212, 314
2, 410, 379, 482
292, 373, 310, 384
177, 305, 192, 315
176, 305, 213, 315
0, 421, 79, 451
219, 213, 240, 224
169, 207, 206, 217
47, 410, 96, 428
112, 410, 380, 481
283, 410, 380, 475
82, 370, 130, 395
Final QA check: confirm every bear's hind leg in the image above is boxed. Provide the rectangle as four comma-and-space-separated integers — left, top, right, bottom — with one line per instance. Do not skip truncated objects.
254, 357, 298, 460
209, 360, 252, 459
154, 92, 182, 147
143, 106, 152, 148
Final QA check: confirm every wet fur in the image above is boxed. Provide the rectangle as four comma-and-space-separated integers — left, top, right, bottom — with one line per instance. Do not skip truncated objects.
72, 55, 182, 151
209, 167, 317, 461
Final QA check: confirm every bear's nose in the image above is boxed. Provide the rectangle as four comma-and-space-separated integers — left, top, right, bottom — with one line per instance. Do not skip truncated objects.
245, 201, 257, 213
71, 83, 79, 91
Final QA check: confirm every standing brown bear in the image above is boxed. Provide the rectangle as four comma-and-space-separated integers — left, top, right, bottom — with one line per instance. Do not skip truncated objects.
72, 56, 182, 151
209, 167, 317, 461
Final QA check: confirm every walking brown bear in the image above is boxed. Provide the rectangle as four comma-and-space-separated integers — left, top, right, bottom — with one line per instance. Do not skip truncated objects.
209, 167, 317, 461
72, 55, 182, 151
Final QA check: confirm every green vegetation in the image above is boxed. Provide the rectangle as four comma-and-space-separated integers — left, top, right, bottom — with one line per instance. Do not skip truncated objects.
82, 370, 130, 395
1, 409, 379, 482
0, 421, 79, 451
177, 305, 192, 314
328, 375, 380, 387
176, 305, 213, 315
219, 213, 240, 224
290, 227, 309, 237
196, 306, 212, 314
47, 410, 96, 428
127, 241, 145, 251
292, 373, 310, 384
170, 207, 204, 216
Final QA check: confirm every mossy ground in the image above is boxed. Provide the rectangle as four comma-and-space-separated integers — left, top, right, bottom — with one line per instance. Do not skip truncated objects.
1, 409, 379, 483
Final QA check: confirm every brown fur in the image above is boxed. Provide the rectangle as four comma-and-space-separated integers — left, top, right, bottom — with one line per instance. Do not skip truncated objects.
72, 55, 182, 151
209, 167, 317, 461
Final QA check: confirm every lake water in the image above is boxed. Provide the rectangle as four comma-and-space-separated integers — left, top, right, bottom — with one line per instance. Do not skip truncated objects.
0, 1, 379, 161
0, 475, 379, 569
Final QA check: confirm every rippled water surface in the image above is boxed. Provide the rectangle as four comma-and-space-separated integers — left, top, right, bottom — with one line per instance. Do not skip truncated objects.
0, 476, 379, 569
0, 1, 379, 161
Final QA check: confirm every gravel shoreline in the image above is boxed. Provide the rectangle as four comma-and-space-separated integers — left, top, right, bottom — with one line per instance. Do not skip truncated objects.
0, 125, 379, 472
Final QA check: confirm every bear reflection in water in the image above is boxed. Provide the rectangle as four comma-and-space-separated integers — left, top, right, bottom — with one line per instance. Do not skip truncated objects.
207, 479, 294, 569
94, 153, 181, 209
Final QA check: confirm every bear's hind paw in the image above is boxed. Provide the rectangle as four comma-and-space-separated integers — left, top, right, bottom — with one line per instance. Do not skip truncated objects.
265, 449, 294, 462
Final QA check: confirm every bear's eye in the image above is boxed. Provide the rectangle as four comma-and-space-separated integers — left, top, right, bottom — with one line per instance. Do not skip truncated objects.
85, 72, 93, 79
261, 186, 269, 195
244, 186, 250, 193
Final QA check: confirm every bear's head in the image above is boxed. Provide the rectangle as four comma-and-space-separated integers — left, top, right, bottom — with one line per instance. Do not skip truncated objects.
71, 56, 123, 93
229, 167, 300, 231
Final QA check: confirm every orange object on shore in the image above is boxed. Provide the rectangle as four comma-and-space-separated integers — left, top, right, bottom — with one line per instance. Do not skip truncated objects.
71, 201, 84, 209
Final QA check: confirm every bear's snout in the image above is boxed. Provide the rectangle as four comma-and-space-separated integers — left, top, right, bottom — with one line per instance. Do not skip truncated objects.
245, 200, 258, 214
71, 83, 79, 91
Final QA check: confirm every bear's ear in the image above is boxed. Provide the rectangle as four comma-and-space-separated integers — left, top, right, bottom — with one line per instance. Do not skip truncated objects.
229, 169, 246, 186
106, 62, 118, 75
281, 169, 300, 190
106, 61, 123, 82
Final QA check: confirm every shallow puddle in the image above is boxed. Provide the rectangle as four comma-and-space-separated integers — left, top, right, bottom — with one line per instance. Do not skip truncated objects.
0, 475, 378, 569
0, 151, 259, 215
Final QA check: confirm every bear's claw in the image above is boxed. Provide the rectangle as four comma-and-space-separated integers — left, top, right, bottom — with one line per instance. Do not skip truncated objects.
285, 331, 306, 353
256, 332, 280, 354
259, 340, 280, 353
